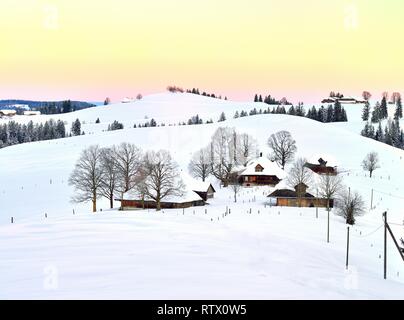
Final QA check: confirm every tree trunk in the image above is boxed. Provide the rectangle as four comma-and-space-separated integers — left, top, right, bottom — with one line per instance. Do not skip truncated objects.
156, 200, 161, 211
370, 170, 373, 178
92, 188, 97, 212
109, 197, 113, 209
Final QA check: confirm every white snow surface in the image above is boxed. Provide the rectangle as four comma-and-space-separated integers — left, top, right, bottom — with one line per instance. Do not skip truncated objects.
1, 92, 404, 299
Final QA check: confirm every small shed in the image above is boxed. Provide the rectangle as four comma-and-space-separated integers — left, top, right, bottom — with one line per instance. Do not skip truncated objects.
190, 181, 216, 201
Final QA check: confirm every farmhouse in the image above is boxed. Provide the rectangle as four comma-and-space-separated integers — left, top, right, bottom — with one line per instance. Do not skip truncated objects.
268, 183, 333, 208
236, 157, 286, 187
116, 190, 205, 210
190, 181, 216, 201
304, 157, 337, 175
0, 110, 17, 117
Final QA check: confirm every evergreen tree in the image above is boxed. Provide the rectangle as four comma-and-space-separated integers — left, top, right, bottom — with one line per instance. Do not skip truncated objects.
380, 96, 388, 119
375, 122, 383, 141
254, 94, 258, 102
62, 100, 72, 113
56, 120, 66, 138
218, 112, 226, 122
234, 111, 239, 118
258, 95, 263, 103
95, 118, 100, 124
71, 119, 81, 136
362, 102, 370, 121
394, 96, 402, 120
326, 105, 334, 122
288, 105, 296, 115
371, 102, 381, 123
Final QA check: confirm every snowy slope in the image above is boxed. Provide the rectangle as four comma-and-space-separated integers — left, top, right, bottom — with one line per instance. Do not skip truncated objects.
1, 93, 404, 299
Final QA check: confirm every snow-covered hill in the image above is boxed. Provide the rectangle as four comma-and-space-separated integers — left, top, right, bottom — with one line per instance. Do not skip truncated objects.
1, 92, 404, 299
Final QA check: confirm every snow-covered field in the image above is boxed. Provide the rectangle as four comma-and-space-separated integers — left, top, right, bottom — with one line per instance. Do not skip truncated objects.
1, 93, 404, 299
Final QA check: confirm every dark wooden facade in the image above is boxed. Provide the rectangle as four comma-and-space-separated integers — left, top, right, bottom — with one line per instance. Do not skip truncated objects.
240, 175, 281, 187
268, 183, 334, 208
119, 199, 205, 210
275, 197, 333, 208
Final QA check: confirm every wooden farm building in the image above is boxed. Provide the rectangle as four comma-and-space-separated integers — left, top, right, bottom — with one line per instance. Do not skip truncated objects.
304, 157, 337, 175
236, 157, 286, 187
191, 182, 216, 201
0, 110, 16, 117
268, 183, 333, 208
117, 190, 206, 210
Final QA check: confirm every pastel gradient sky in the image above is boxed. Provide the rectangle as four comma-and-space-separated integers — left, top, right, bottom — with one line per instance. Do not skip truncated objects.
0, 0, 403, 103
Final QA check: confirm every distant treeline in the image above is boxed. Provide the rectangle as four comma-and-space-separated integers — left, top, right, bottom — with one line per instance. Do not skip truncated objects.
0, 118, 85, 148
253, 94, 292, 105
0, 100, 95, 114
186, 88, 227, 100
130, 101, 348, 129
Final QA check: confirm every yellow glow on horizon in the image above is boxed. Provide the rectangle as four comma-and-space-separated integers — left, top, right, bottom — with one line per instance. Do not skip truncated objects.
1, 0, 403, 101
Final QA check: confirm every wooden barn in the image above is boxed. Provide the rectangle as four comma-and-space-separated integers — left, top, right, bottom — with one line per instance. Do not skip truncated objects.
191, 182, 216, 201
116, 190, 205, 210
236, 157, 286, 187
304, 158, 337, 176
268, 183, 333, 208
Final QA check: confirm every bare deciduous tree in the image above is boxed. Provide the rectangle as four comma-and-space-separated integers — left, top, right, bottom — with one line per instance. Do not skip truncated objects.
113, 142, 142, 195
335, 189, 366, 225
99, 147, 118, 209
229, 176, 241, 203
141, 150, 185, 211
286, 158, 313, 206
317, 174, 343, 212
210, 127, 240, 187
237, 133, 258, 166
317, 173, 344, 242
267, 131, 297, 169
362, 91, 372, 101
188, 147, 212, 182
362, 152, 380, 178
69, 145, 103, 212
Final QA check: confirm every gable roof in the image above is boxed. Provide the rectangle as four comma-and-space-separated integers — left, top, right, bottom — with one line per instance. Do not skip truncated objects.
268, 189, 314, 199
238, 157, 286, 179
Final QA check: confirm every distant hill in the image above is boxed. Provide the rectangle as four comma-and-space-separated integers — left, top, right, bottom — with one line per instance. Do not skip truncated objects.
0, 99, 96, 110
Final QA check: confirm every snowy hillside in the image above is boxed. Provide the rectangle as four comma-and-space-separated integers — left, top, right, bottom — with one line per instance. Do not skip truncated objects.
1, 93, 404, 299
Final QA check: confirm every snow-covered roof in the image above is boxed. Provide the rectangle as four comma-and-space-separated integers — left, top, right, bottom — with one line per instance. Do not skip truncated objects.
182, 176, 215, 193
0, 110, 17, 115
121, 189, 203, 204
121, 97, 135, 103
238, 157, 286, 179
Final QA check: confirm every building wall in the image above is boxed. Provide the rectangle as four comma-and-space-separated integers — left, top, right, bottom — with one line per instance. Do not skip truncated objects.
276, 197, 332, 208
241, 175, 280, 186
120, 199, 205, 210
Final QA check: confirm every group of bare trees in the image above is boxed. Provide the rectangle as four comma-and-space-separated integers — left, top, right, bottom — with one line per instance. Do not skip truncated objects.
69, 143, 184, 212
188, 127, 258, 187
286, 157, 365, 226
